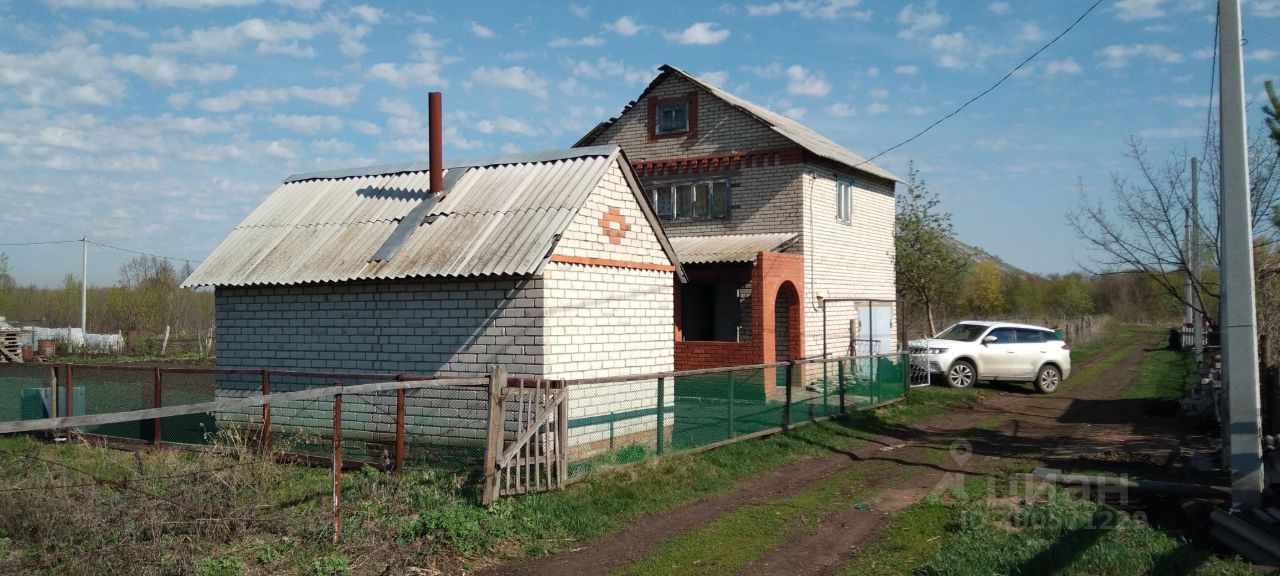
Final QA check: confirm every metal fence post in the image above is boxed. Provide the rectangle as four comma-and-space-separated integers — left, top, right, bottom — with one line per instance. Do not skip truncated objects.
727, 370, 735, 439
656, 377, 665, 455
837, 360, 847, 413
260, 369, 272, 452
65, 364, 74, 421
332, 392, 342, 544
395, 385, 406, 474
556, 380, 568, 488
152, 368, 162, 445
782, 363, 793, 432
482, 365, 506, 506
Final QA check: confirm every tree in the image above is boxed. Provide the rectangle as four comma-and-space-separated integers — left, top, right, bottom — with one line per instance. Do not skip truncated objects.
896, 161, 969, 335
1068, 127, 1280, 327
0, 252, 13, 292
963, 261, 1005, 316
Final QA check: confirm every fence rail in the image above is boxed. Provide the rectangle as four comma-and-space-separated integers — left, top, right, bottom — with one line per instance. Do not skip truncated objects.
1, 353, 910, 512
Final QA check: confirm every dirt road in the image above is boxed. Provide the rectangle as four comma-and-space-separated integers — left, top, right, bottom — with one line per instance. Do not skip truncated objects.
483, 329, 1174, 576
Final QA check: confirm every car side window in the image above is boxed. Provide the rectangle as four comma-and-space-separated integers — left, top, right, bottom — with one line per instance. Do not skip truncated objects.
987, 328, 1016, 344
1015, 329, 1043, 343
1041, 330, 1059, 342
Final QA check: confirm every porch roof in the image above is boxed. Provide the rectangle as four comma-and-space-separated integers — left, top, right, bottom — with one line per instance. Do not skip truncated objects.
669, 233, 798, 264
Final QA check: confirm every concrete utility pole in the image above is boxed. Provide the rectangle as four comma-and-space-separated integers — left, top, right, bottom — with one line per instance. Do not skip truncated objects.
1218, 0, 1264, 509
80, 236, 87, 333
1192, 158, 1204, 359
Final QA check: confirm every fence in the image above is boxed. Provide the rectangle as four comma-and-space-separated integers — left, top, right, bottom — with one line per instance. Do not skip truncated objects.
0, 353, 910, 512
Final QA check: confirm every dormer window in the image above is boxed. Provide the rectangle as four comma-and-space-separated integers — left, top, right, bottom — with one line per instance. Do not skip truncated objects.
647, 92, 698, 142
655, 102, 689, 134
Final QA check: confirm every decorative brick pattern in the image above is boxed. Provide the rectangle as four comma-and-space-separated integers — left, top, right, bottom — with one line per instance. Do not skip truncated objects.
597, 207, 630, 244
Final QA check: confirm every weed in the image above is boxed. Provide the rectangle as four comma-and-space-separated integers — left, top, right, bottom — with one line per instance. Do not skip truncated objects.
307, 554, 350, 576
197, 555, 245, 576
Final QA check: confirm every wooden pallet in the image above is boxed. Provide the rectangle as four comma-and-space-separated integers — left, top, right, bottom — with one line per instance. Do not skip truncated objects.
0, 329, 22, 363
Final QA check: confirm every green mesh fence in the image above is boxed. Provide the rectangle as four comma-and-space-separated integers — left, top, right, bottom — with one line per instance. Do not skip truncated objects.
564, 354, 909, 479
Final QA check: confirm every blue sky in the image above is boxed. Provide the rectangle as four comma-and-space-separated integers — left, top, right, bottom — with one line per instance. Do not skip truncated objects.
0, 0, 1277, 287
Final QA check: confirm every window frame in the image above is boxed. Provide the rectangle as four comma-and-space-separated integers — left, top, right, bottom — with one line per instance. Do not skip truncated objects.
647, 92, 699, 142
836, 177, 854, 225
654, 102, 689, 135
649, 178, 732, 222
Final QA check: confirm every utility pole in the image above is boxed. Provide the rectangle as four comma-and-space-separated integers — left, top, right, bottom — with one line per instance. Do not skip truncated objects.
1218, 0, 1264, 510
80, 236, 87, 333
1191, 158, 1204, 360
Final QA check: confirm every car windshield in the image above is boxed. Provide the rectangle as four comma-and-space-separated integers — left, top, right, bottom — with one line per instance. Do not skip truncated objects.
935, 323, 989, 342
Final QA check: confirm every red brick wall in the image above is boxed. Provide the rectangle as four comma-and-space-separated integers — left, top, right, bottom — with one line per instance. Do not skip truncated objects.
675, 340, 759, 370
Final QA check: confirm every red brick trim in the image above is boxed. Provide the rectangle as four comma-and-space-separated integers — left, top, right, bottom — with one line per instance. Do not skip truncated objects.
647, 91, 698, 143
549, 255, 675, 273
596, 207, 630, 245
631, 147, 806, 178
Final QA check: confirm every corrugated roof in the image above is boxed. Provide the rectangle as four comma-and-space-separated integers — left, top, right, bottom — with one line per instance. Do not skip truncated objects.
669, 233, 798, 264
578, 65, 902, 184
184, 145, 679, 287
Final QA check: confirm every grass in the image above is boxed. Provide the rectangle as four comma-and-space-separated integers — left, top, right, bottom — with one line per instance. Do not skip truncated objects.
840, 324, 1253, 576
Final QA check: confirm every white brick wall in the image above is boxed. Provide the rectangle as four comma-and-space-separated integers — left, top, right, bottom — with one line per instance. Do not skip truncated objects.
801, 168, 899, 360
555, 159, 672, 265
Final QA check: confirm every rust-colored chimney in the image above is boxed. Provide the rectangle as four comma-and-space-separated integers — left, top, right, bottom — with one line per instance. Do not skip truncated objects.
429, 91, 443, 194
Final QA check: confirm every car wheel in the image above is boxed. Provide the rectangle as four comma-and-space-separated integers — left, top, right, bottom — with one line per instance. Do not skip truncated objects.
1034, 365, 1061, 394
946, 360, 976, 388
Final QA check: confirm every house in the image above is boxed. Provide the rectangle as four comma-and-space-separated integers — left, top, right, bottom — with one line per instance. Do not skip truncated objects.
577, 65, 903, 389
183, 142, 683, 451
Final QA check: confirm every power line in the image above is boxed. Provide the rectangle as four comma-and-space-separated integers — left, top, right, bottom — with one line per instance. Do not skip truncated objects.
0, 238, 202, 264
87, 240, 202, 265
0, 240, 81, 247
854, 0, 1107, 169
1200, 1, 1221, 165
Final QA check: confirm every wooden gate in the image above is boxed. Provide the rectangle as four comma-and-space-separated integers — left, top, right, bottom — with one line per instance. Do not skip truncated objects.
482, 366, 568, 505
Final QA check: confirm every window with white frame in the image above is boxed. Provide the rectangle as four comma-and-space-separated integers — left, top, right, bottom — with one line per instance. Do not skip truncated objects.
836, 178, 854, 224
654, 102, 690, 134
650, 179, 730, 221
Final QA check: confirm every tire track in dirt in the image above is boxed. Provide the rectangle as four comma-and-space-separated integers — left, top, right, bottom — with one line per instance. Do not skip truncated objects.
483, 333, 1153, 576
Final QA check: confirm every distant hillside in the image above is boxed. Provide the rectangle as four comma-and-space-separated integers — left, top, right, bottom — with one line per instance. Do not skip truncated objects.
942, 237, 1032, 278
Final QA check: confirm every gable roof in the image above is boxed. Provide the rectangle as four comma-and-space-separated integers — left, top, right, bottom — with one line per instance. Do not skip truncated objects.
183, 145, 683, 288
577, 65, 902, 184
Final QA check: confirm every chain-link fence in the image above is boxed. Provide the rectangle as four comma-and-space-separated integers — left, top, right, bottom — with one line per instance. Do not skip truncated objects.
560, 354, 909, 480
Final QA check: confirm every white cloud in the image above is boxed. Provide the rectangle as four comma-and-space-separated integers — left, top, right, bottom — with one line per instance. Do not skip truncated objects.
664, 22, 731, 45
1192, 47, 1215, 60
1247, 48, 1278, 61
744, 0, 871, 20
468, 21, 495, 39
782, 106, 807, 119
785, 65, 830, 97
112, 54, 236, 85
1097, 44, 1183, 68
700, 70, 729, 87
869, 88, 890, 99
1252, 0, 1280, 17
569, 4, 590, 18
929, 31, 969, 69
167, 92, 193, 109
1114, 0, 1166, 21
153, 113, 240, 134
1172, 95, 1210, 108
270, 113, 344, 135
470, 66, 548, 97
349, 5, 383, 24
0, 44, 128, 108
987, 1, 1010, 14
897, 2, 948, 39
1016, 21, 1044, 43
311, 138, 353, 154
367, 32, 451, 87
349, 119, 381, 135
570, 57, 653, 86
742, 62, 783, 78
549, 35, 605, 47
1139, 125, 1200, 139
825, 102, 856, 117
604, 16, 646, 36
43, 0, 138, 8
894, 64, 919, 75
866, 66, 880, 77
906, 106, 933, 116
866, 102, 890, 114
474, 116, 538, 137
1043, 58, 1083, 77
196, 84, 361, 112
152, 18, 324, 58
90, 19, 148, 39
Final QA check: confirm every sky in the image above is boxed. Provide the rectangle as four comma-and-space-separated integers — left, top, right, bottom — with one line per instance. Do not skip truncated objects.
0, 0, 1277, 288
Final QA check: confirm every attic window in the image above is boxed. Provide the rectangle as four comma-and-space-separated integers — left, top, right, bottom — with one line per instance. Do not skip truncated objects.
647, 92, 698, 141
655, 102, 688, 134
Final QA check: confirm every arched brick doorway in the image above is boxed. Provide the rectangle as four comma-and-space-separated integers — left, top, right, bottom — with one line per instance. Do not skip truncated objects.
775, 281, 801, 362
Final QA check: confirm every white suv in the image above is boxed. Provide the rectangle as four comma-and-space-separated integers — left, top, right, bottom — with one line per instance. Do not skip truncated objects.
910, 321, 1071, 394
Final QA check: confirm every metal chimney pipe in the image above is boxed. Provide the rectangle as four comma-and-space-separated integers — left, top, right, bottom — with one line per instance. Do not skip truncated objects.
429, 91, 443, 194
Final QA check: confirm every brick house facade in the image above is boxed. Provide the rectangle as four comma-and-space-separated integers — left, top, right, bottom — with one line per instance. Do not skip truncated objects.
578, 66, 901, 389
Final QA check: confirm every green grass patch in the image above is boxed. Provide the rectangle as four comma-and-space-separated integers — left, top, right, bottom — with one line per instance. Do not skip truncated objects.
1125, 348, 1196, 400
